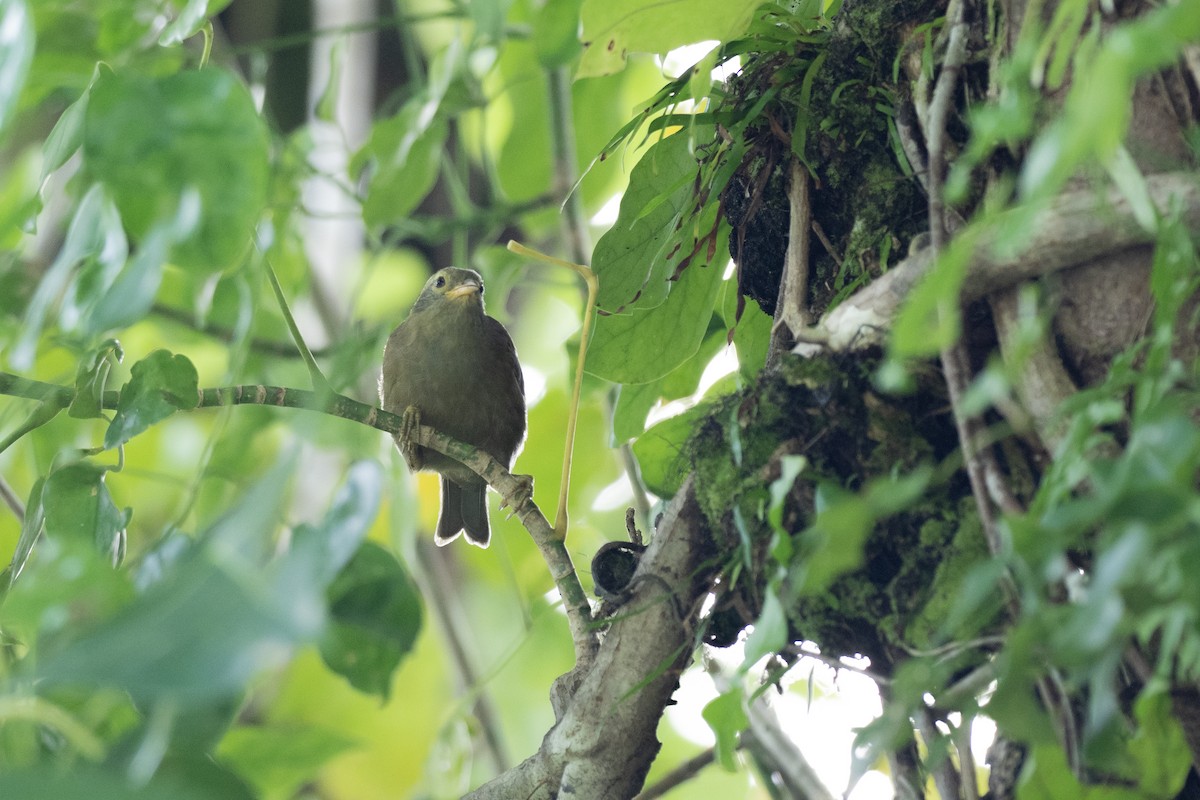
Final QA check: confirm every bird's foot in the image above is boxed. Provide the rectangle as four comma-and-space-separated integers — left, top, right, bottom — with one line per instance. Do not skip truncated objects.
501, 473, 534, 518
399, 405, 423, 470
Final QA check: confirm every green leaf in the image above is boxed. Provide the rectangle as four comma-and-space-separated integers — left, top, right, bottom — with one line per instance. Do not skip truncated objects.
319, 542, 423, 699
1129, 687, 1191, 797
578, 0, 759, 78
612, 380, 662, 444
1019, 2, 1200, 200
534, 0, 584, 68
0, 0, 33, 134
702, 689, 748, 771
104, 350, 199, 449
83, 68, 269, 273
741, 590, 787, 667
291, 460, 384, 586
591, 130, 702, 311
34, 459, 347, 705
41, 77, 91, 185
1, 476, 46, 594
43, 462, 129, 559
720, 276, 773, 381
83, 191, 201, 335
38, 548, 319, 704
11, 184, 127, 370
631, 404, 706, 497
890, 229, 977, 358
159, 0, 229, 46
611, 326, 726, 443
217, 724, 358, 799
766, 454, 806, 563
359, 105, 448, 228
587, 244, 726, 384
797, 468, 931, 595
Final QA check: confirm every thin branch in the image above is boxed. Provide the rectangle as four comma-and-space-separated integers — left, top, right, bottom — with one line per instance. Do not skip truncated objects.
744, 697, 836, 800
0, 371, 600, 669
769, 159, 813, 363
150, 303, 335, 359
633, 748, 718, 800
927, 0, 1013, 561
0, 474, 24, 521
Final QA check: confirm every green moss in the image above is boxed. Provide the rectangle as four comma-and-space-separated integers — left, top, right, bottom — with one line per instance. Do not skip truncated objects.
688, 351, 981, 667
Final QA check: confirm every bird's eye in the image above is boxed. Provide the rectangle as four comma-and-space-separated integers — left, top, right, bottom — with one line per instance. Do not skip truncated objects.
435, 276, 446, 288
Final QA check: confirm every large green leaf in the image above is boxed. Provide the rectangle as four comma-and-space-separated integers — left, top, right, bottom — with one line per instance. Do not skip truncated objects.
319, 541, 423, 699
37, 546, 319, 704
578, 0, 758, 77
104, 350, 199, 449
83, 68, 269, 273
586, 234, 726, 384
591, 130, 702, 312
42, 462, 129, 558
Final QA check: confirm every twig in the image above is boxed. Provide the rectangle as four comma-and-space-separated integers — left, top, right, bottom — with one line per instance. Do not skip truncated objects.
619, 441, 653, 537
150, 303, 333, 359
0, 371, 601, 669
768, 160, 813, 363
633, 747, 718, 800
926, 0, 1023, 532
0, 474, 24, 521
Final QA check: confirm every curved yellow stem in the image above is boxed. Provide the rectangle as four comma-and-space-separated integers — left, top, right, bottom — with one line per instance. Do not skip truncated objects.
506, 240, 598, 541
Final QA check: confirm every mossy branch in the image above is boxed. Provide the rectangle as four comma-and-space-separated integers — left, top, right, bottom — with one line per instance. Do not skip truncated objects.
0, 371, 600, 668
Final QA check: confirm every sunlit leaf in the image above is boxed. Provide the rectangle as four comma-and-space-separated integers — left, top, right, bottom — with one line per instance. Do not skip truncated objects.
591, 130, 703, 312
701, 689, 748, 771
578, 0, 758, 77
587, 233, 726, 384
741, 590, 787, 667
534, 0, 584, 68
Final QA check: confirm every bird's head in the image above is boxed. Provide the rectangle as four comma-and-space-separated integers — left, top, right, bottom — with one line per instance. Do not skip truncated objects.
412, 267, 485, 313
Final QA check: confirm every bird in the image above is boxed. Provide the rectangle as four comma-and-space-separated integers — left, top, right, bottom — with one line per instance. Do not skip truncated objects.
379, 267, 527, 547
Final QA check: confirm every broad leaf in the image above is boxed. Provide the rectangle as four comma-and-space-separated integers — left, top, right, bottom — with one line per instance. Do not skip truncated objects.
319, 541, 423, 699
83, 68, 269, 273
578, 0, 758, 78
43, 462, 128, 559
104, 350, 199, 449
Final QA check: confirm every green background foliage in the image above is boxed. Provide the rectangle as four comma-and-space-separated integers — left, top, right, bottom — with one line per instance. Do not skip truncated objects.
1, 0, 1199, 798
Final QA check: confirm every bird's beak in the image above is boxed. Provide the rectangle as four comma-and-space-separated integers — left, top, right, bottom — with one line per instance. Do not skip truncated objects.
446, 281, 481, 299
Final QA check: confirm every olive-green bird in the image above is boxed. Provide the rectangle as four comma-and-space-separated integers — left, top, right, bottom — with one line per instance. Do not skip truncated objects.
380, 267, 527, 547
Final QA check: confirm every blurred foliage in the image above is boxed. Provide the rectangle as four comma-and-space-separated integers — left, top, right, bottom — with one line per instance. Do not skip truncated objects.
1, 0, 1199, 798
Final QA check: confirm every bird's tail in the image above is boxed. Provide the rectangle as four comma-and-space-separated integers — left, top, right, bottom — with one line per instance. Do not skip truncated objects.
436, 479, 490, 548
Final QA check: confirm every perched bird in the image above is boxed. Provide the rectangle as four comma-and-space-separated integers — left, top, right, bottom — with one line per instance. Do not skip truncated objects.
380, 267, 527, 547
